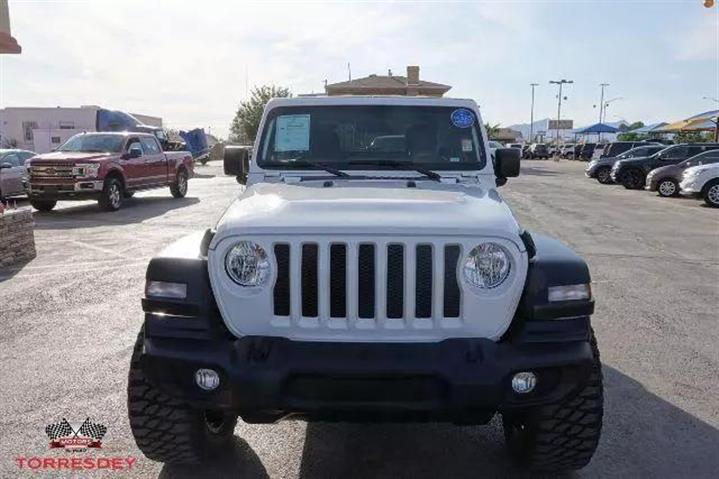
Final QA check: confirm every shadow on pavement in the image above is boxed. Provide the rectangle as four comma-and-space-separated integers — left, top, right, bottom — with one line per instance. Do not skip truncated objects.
295, 365, 719, 479
158, 436, 269, 479
32, 196, 199, 230
0, 257, 34, 283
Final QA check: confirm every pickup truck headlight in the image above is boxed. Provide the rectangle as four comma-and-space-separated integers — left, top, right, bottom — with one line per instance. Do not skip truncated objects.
463, 242, 511, 289
73, 163, 100, 178
225, 241, 271, 287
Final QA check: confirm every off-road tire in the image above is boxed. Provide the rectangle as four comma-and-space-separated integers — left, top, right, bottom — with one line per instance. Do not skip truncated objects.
703, 180, 719, 207
127, 330, 237, 464
30, 199, 57, 212
98, 177, 123, 211
170, 169, 188, 198
656, 178, 678, 197
621, 169, 644, 190
595, 167, 612, 184
502, 331, 603, 472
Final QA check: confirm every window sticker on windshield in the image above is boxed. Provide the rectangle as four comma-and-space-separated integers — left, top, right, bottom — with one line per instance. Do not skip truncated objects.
461, 139, 473, 152
450, 108, 474, 128
275, 114, 310, 152
450, 157, 460, 162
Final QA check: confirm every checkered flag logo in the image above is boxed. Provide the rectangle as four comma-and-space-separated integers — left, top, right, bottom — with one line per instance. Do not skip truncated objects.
78, 418, 107, 441
45, 419, 74, 440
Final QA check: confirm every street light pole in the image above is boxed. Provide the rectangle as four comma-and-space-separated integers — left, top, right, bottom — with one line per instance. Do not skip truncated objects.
549, 79, 573, 159
529, 83, 539, 143
598, 83, 609, 124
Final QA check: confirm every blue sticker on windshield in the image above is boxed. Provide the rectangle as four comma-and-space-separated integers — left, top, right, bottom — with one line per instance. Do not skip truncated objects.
451, 108, 474, 128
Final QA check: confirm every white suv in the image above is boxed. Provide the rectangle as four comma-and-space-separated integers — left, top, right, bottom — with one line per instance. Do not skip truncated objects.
680, 162, 719, 207
128, 96, 603, 473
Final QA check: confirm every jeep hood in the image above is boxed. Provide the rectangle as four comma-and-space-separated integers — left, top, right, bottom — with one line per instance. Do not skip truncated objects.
29, 151, 115, 164
213, 182, 521, 239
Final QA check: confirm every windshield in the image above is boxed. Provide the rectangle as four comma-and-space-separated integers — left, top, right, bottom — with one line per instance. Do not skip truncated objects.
58, 134, 124, 153
257, 105, 486, 171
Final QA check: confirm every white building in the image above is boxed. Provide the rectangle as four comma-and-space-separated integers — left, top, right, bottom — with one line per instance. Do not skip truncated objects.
0, 105, 162, 153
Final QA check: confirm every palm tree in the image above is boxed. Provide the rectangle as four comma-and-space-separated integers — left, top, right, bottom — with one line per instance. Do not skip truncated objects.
484, 122, 501, 139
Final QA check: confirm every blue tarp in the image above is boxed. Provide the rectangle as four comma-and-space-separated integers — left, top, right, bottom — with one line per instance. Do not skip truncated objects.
575, 122, 620, 134
179, 128, 209, 159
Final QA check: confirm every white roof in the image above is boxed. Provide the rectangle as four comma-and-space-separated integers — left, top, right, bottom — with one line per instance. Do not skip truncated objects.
266, 96, 477, 109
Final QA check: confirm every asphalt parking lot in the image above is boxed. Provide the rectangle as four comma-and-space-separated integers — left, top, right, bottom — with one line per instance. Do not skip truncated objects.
1, 160, 717, 478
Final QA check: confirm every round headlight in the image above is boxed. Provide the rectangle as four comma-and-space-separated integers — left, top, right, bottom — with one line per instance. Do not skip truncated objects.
463, 242, 511, 289
225, 241, 270, 287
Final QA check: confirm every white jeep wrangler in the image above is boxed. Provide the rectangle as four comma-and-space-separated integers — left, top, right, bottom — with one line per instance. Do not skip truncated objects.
128, 96, 603, 472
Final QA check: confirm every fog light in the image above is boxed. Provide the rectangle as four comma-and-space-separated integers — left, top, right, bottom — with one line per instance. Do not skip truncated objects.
195, 369, 220, 391
511, 372, 537, 394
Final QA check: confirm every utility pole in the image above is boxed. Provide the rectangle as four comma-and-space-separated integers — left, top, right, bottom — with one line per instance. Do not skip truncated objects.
549, 79, 573, 159
598, 83, 609, 123
529, 83, 539, 143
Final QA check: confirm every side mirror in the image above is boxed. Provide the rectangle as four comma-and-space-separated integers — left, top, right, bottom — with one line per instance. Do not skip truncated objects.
494, 148, 520, 186
0, 162, 12, 169
224, 146, 250, 184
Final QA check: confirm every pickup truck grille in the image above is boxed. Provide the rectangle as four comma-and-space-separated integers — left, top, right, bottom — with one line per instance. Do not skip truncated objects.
272, 241, 462, 324
29, 165, 75, 178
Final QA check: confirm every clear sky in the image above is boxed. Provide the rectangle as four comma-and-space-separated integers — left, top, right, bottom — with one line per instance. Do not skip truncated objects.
1, 0, 717, 139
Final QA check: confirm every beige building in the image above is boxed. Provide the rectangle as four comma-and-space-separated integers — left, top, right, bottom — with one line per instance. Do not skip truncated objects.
325, 66, 451, 97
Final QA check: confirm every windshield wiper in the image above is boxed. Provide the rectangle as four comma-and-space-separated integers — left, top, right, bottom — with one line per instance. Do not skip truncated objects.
285, 159, 351, 178
347, 159, 442, 182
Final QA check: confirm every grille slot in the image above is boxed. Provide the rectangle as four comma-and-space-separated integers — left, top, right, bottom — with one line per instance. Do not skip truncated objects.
329, 244, 347, 318
270, 240, 464, 324
415, 245, 433, 318
301, 244, 319, 317
443, 245, 461, 318
273, 244, 290, 316
357, 245, 375, 319
386, 244, 404, 318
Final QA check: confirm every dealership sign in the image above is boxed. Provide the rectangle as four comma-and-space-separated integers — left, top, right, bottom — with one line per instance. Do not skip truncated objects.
548, 120, 574, 130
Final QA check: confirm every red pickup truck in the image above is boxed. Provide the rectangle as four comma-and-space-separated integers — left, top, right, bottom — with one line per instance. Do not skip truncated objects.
26, 132, 194, 212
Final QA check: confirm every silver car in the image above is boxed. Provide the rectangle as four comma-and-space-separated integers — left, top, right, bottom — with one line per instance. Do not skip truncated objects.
0, 149, 36, 200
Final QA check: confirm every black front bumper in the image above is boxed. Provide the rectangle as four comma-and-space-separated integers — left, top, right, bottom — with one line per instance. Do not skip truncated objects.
141, 321, 594, 424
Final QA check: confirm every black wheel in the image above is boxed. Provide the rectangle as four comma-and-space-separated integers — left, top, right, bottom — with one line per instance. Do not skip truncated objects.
124, 191, 135, 199
656, 178, 678, 197
200, 157, 208, 166
595, 167, 612, 184
621, 169, 644, 190
703, 180, 719, 207
98, 177, 123, 211
170, 169, 188, 198
502, 331, 603, 472
127, 329, 237, 464
30, 199, 57, 212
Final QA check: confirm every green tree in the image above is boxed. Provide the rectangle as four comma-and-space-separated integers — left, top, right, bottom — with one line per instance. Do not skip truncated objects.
484, 122, 501, 139
617, 132, 645, 141
229, 85, 292, 143
675, 130, 708, 143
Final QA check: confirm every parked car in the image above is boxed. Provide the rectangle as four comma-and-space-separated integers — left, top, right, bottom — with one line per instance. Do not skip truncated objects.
560, 143, 576, 159
26, 132, 194, 212
507, 143, 523, 152
521, 144, 531, 159
646, 150, 719, 197
601, 141, 657, 159
528, 143, 549, 159
585, 144, 666, 184
611, 143, 719, 189
488, 140, 503, 159
128, 96, 603, 472
0, 149, 36, 200
591, 144, 606, 160
680, 162, 719, 207
578, 143, 598, 161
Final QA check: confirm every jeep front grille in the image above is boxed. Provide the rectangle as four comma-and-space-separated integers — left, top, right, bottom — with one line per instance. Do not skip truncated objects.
272, 241, 462, 324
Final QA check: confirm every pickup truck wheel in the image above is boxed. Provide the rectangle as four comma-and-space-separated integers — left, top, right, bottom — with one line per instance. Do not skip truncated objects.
99, 178, 123, 211
657, 178, 678, 197
170, 170, 188, 198
123, 191, 135, 199
127, 329, 237, 464
30, 199, 57, 212
502, 331, 603, 472
595, 167, 612, 184
703, 181, 719, 207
